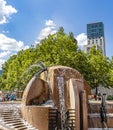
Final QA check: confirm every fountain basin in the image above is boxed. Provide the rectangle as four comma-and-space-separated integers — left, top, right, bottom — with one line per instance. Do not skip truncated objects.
88, 101, 113, 128
21, 105, 50, 130
21, 65, 91, 130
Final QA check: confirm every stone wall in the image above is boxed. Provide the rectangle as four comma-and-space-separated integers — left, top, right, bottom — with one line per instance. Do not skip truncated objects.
91, 86, 113, 96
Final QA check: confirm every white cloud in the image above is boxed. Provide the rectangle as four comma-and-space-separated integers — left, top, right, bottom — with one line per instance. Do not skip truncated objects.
0, 51, 11, 58
76, 33, 87, 48
0, 59, 5, 69
0, 34, 29, 69
0, 34, 29, 51
45, 20, 56, 27
0, 0, 17, 24
37, 19, 57, 42
2, 30, 9, 34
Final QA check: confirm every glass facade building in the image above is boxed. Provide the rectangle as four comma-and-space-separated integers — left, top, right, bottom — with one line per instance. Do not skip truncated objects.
84, 22, 106, 56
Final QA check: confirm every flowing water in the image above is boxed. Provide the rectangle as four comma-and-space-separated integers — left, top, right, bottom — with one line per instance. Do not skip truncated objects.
15, 61, 47, 90
57, 76, 66, 130
0, 102, 38, 130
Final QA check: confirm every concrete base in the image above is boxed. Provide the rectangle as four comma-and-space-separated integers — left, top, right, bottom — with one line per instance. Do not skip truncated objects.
88, 101, 113, 128
21, 105, 50, 130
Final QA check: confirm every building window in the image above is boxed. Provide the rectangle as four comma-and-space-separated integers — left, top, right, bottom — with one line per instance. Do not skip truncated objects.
88, 40, 90, 45
99, 24, 102, 27
100, 39, 102, 45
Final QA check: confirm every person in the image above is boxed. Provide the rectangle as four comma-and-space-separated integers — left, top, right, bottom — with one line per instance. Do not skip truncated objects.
4, 93, 9, 101
98, 92, 102, 100
9, 93, 16, 100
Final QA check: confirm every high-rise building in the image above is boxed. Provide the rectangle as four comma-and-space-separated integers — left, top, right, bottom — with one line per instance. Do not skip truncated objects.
84, 22, 106, 56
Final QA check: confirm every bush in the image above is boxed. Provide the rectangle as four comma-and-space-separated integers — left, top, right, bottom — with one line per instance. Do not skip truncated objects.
106, 95, 113, 100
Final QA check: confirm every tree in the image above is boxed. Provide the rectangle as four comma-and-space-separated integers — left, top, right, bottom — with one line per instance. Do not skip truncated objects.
86, 46, 112, 99
1, 27, 79, 91
0, 48, 39, 90
36, 27, 78, 67
109, 56, 113, 86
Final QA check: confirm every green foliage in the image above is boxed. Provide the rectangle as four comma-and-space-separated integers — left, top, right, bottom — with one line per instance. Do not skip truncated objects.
88, 47, 111, 88
36, 28, 78, 67
107, 95, 113, 100
0, 48, 39, 90
0, 27, 78, 91
0, 27, 113, 92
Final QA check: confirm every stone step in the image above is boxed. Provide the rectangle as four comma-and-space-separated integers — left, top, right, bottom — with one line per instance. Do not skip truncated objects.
88, 113, 113, 117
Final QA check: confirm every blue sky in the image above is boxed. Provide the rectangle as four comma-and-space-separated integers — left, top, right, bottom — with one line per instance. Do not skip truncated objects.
0, 0, 113, 69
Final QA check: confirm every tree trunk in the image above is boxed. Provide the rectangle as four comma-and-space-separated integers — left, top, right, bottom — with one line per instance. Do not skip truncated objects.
95, 86, 98, 100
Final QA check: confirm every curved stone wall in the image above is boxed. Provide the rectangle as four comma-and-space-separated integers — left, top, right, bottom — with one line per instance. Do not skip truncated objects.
21, 65, 90, 130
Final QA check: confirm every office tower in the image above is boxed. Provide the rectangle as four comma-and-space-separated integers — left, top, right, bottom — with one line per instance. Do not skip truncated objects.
84, 22, 106, 56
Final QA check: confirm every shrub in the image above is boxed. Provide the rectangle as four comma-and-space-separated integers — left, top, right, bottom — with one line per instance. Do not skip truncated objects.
106, 95, 113, 100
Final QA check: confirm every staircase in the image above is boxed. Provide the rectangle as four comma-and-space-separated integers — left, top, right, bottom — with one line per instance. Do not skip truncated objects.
0, 102, 37, 130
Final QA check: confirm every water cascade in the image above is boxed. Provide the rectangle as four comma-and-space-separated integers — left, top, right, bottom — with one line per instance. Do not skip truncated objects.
57, 76, 66, 129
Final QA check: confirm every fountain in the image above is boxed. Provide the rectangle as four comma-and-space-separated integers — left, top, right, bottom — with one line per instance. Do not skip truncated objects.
21, 65, 91, 130
1, 64, 113, 129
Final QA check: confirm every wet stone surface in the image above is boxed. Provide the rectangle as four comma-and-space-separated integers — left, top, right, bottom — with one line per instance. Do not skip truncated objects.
0, 102, 37, 130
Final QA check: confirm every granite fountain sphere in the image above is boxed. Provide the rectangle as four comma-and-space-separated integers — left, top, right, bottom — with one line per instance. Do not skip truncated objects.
21, 65, 91, 130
